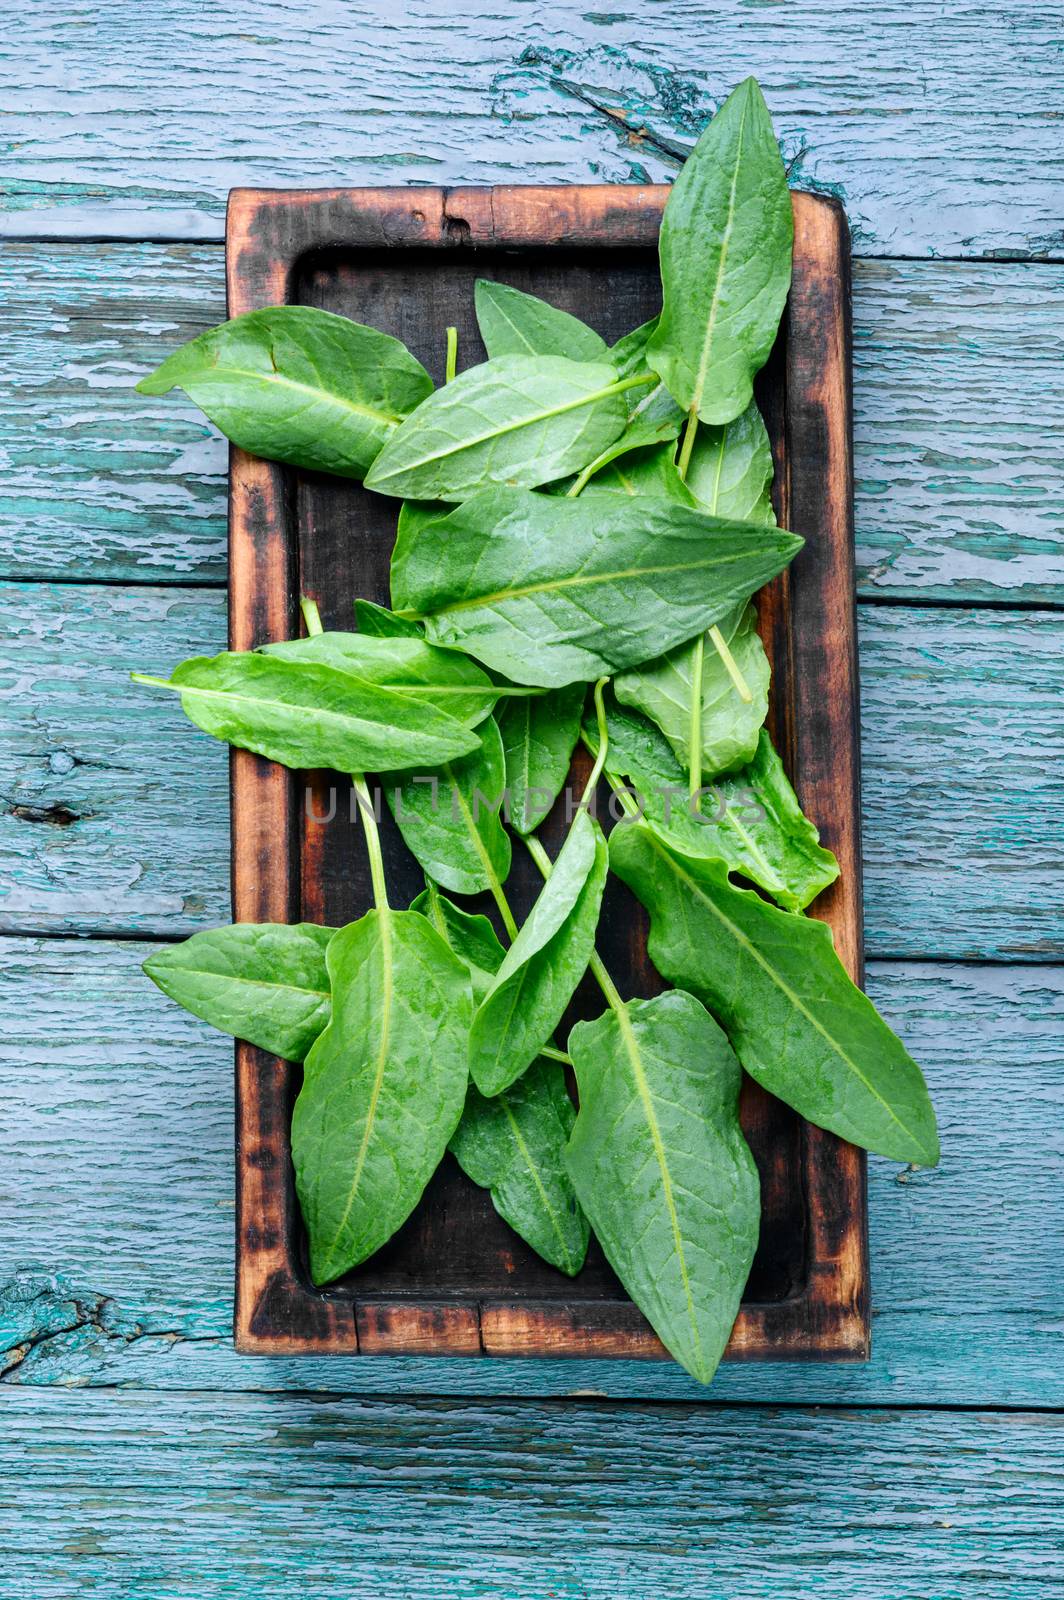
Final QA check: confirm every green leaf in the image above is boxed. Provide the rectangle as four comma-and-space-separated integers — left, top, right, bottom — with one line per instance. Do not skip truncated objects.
575, 441, 695, 504
451, 1062, 589, 1276
589, 700, 838, 912
410, 880, 506, 1000
386, 717, 511, 896
474, 280, 608, 362
391, 486, 802, 689
143, 923, 335, 1061
611, 317, 684, 423
609, 824, 940, 1165
259, 631, 502, 727
354, 599, 424, 639
136, 305, 433, 478
566, 990, 760, 1384
292, 909, 473, 1283
135, 651, 481, 774
364, 354, 630, 501
498, 683, 585, 835
469, 810, 608, 1096
685, 400, 776, 525
411, 882, 589, 1275
615, 602, 770, 778
648, 78, 793, 425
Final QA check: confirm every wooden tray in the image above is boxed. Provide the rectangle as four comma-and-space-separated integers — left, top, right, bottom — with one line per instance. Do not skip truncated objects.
226, 183, 869, 1362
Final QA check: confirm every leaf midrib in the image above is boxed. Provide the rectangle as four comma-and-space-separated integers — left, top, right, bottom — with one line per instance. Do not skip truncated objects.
613, 1002, 705, 1372
689, 93, 749, 413
500, 1094, 579, 1274
189, 363, 403, 428
645, 833, 929, 1148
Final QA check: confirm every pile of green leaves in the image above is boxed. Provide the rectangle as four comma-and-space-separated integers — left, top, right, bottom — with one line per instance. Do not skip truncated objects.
137, 77, 938, 1386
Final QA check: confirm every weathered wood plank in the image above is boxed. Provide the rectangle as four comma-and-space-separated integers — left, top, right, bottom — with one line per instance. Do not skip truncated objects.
2, 583, 1059, 957
2, 2, 1061, 258
2, 245, 1061, 604
2, 941, 1060, 1407
0, 1391, 1061, 1598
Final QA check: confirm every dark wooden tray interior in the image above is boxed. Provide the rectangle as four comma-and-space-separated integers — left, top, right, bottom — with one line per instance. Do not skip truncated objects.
227, 187, 868, 1360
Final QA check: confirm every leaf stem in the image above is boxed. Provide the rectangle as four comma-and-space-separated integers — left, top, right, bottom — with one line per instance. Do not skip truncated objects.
523, 833, 626, 1022
540, 1043, 575, 1067
579, 678, 611, 805
708, 621, 754, 702
300, 596, 325, 637
445, 326, 458, 384
676, 405, 700, 481
352, 775, 389, 913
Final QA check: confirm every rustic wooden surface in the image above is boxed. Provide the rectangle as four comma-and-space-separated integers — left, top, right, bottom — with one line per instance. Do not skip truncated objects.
2, 2, 1062, 1593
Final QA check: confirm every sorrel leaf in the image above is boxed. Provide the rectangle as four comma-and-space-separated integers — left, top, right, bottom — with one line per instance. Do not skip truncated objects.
364, 354, 631, 501
615, 603, 770, 778
474, 280, 608, 363
354, 599, 424, 638
451, 1062, 589, 1276
648, 78, 793, 424
143, 923, 335, 1061
566, 989, 760, 1383
575, 441, 695, 504
386, 716, 511, 896
391, 486, 802, 688
498, 683, 586, 835
292, 909, 472, 1283
136, 305, 433, 478
135, 652, 481, 773
469, 810, 608, 1095
260, 632, 503, 727
413, 881, 590, 1275
609, 824, 940, 1164
685, 400, 776, 525
588, 699, 838, 912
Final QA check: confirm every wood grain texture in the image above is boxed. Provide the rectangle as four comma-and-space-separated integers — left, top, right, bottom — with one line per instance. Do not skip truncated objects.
3, 246, 1060, 604
2, 2, 1061, 258
2, 941, 1060, 1407
2, 583, 1059, 959
1, 1394, 1062, 1600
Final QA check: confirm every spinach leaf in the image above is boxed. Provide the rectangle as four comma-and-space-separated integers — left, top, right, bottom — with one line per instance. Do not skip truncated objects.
648, 78, 793, 425
609, 824, 940, 1165
685, 400, 776, 525
386, 716, 511, 896
589, 700, 838, 912
474, 279, 608, 362
451, 1062, 589, 1276
498, 683, 585, 835
136, 305, 433, 478
566, 989, 759, 1384
615, 603, 770, 778
391, 486, 802, 688
354, 599, 423, 638
134, 652, 481, 773
293, 909, 473, 1283
143, 922, 335, 1061
364, 354, 633, 501
469, 810, 608, 1096
410, 881, 506, 999
412, 881, 590, 1275
575, 441, 695, 504
259, 632, 505, 728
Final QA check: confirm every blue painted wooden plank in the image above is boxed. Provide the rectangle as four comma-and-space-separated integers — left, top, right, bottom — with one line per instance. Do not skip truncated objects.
2, 245, 1061, 603
2, 583, 1059, 958
1, 1389, 1061, 1598
2, 942, 1060, 1407
1, 2, 1061, 258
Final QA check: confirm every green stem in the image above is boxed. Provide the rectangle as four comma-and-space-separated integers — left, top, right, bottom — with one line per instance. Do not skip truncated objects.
676, 405, 700, 481
445, 326, 458, 384
579, 678, 610, 805
540, 1043, 574, 1067
523, 833, 626, 1022
708, 621, 754, 703
352, 775, 389, 913
300, 596, 324, 637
